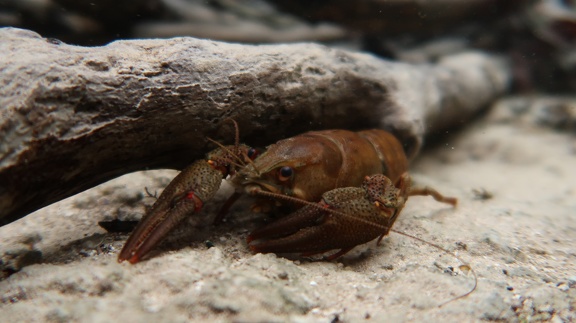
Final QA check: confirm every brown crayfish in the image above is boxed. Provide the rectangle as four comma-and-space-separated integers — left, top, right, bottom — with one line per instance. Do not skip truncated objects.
118, 121, 457, 264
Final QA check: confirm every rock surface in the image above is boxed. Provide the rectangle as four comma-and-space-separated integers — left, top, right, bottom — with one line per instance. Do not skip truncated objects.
0, 96, 574, 321
0, 27, 508, 225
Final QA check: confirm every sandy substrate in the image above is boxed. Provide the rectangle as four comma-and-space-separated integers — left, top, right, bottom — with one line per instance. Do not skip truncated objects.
1, 99, 575, 322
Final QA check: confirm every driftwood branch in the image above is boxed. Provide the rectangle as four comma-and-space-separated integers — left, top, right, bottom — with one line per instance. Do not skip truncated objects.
0, 27, 509, 225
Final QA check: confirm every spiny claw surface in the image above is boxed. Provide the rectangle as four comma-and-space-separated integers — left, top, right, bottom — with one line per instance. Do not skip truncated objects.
248, 174, 405, 259
118, 160, 222, 263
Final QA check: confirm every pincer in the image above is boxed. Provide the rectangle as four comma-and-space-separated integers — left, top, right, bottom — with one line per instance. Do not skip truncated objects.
247, 174, 410, 260
118, 160, 223, 263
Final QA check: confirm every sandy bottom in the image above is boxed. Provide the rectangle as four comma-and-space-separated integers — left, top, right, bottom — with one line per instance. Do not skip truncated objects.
1, 99, 575, 322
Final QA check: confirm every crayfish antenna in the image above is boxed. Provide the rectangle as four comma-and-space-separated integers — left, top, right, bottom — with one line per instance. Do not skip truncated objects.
229, 119, 240, 158
251, 189, 476, 306
218, 118, 241, 156
241, 150, 261, 176
390, 229, 477, 307
225, 120, 264, 176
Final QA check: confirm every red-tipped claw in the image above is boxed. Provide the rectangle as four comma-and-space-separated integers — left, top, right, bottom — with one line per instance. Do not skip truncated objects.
118, 160, 222, 263
247, 174, 407, 259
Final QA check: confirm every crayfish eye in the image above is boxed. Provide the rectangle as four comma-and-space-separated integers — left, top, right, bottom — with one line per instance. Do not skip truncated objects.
278, 166, 293, 181
247, 148, 259, 160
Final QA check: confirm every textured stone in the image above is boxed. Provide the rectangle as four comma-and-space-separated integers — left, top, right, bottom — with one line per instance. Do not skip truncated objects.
0, 27, 509, 225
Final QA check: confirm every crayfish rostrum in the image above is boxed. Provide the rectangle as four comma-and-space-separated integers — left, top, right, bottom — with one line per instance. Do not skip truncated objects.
118, 122, 456, 264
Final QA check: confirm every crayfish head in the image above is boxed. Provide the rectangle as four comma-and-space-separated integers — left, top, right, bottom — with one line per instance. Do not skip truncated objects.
233, 161, 317, 214
231, 135, 343, 203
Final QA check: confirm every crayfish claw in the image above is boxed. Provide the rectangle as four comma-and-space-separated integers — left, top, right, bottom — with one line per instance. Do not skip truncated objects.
248, 177, 404, 260
249, 225, 333, 255
248, 201, 346, 255
118, 160, 222, 263
247, 206, 325, 243
324, 247, 354, 261
248, 195, 389, 259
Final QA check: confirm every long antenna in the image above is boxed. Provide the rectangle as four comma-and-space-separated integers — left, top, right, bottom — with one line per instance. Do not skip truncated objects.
212, 119, 261, 176
391, 229, 477, 307
228, 118, 240, 157
252, 188, 477, 306
206, 137, 246, 170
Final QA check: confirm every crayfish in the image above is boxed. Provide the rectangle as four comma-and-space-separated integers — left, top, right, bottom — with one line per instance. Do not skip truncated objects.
118, 121, 457, 264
